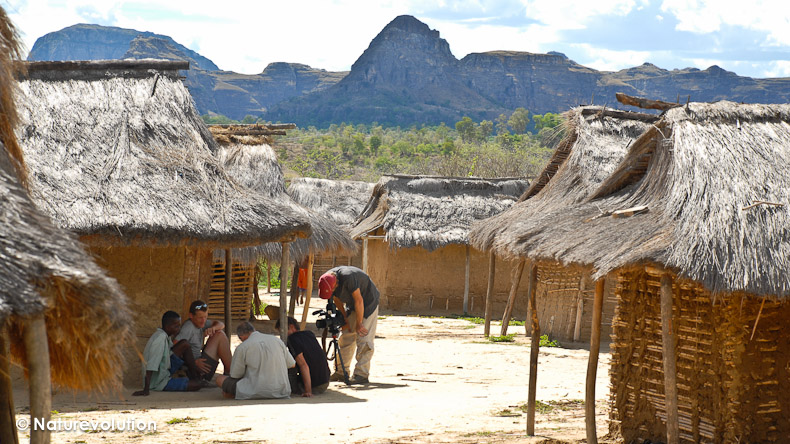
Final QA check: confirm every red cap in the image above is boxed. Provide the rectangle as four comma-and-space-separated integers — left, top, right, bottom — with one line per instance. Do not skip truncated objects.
318, 272, 337, 299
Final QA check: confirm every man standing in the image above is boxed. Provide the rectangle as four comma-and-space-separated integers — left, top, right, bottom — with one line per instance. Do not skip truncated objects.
275, 316, 330, 397
176, 300, 232, 381
318, 266, 380, 384
216, 322, 295, 399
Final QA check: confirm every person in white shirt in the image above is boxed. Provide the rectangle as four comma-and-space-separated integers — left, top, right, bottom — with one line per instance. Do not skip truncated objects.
215, 322, 296, 399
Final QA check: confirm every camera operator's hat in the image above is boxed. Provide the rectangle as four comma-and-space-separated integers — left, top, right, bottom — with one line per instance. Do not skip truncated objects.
318, 272, 337, 299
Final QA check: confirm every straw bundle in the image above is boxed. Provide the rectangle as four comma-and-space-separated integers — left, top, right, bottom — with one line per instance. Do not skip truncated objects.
288, 177, 375, 228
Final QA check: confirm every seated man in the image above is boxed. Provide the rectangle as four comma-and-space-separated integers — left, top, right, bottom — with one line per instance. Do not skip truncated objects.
133, 311, 202, 396
175, 300, 232, 381
276, 316, 330, 397
216, 322, 295, 400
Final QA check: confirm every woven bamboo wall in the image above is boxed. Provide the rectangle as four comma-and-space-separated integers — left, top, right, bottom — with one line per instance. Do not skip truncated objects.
208, 260, 255, 321
312, 249, 363, 282
609, 269, 790, 443
534, 263, 617, 343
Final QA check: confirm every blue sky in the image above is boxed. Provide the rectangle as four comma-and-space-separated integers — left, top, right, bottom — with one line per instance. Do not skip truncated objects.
4, 0, 790, 78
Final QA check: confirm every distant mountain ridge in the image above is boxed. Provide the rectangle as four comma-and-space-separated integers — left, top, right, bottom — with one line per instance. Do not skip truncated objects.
28, 18, 790, 126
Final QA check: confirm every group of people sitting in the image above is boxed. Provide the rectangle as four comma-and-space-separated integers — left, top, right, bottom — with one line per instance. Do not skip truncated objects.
133, 299, 330, 399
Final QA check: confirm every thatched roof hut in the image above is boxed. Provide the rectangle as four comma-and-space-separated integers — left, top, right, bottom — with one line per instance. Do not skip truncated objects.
16, 60, 311, 248
478, 101, 790, 443
352, 174, 530, 251
288, 177, 375, 229
210, 133, 357, 263
13, 59, 311, 385
1, 10, 130, 443
349, 175, 529, 315
470, 107, 652, 342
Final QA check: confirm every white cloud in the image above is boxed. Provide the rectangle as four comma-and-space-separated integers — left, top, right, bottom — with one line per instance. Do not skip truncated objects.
569, 44, 652, 72
763, 60, 790, 77
660, 0, 790, 46
523, 0, 646, 30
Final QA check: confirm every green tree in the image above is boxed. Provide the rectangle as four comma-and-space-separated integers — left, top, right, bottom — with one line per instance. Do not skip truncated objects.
479, 120, 494, 141
369, 135, 382, 155
495, 113, 510, 136
508, 107, 530, 134
533, 112, 563, 131
241, 115, 257, 124
455, 116, 477, 143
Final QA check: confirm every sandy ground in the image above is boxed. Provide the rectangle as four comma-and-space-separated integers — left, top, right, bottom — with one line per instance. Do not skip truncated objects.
12, 293, 614, 444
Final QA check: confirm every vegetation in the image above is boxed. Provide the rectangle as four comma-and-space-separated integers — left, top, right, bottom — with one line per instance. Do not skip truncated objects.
202, 109, 565, 181
488, 333, 517, 343
539, 334, 561, 348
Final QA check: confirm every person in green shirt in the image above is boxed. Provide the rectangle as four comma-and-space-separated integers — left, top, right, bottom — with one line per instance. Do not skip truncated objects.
133, 311, 203, 396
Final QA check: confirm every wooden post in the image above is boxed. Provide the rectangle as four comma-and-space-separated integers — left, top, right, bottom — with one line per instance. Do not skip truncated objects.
266, 262, 271, 293
288, 263, 299, 317
484, 252, 496, 337
660, 273, 680, 444
463, 245, 471, 314
300, 254, 315, 330
501, 260, 526, 336
224, 249, 232, 338
573, 274, 588, 342
526, 263, 539, 436
279, 243, 290, 343
24, 316, 51, 444
585, 278, 605, 444
0, 330, 19, 444
362, 236, 369, 273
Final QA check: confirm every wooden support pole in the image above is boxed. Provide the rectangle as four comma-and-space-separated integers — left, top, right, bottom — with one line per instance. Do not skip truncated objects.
501, 260, 526, 336
224, 249, 232, 338
24, 316, 51, 444
300, 254, 315, 331
279, 243, 290, 343
573, 274, 588, 342
484, 251, 496, 337
526, 263, 539, 436
362, 237, 369, 273
660, 273, 680, 444
463, 245, 471, 314
266, 262, 271, 293
288, 263, 299, 317
585, 278, 605, 444
0, 330, 19, 444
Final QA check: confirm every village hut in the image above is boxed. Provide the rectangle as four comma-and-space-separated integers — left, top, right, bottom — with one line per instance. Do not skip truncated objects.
208, 126, 357, 325
485, 101, 790, 443
288, 177, 375, 278
15, 60, 311, 384
471, 106, 652, 343
350, 174, 530, 314
0, 10, 130, 444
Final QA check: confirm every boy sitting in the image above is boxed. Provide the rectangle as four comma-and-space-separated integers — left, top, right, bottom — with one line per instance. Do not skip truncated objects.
133, 311, 203, 396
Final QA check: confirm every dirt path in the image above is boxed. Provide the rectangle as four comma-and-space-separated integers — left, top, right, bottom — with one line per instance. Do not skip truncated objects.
12, 294, 613, 443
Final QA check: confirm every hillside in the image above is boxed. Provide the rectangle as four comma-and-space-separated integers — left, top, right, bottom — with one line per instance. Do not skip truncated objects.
29, 18, 790, 126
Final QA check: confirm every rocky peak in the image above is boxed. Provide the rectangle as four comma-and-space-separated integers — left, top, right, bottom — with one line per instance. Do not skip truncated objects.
346, 15, 457, 86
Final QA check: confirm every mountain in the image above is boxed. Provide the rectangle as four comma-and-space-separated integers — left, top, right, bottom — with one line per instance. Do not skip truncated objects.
29, 23, 218, 70
28, 18, 790, 126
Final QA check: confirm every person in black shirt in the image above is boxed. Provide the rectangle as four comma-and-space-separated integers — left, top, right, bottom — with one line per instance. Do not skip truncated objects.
275, 316, 330, 397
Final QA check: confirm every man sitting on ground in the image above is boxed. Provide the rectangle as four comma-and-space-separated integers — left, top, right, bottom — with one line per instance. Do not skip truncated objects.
133, 311, 203, 396
216, 322, 295, 399
175, 300, 232, 381
276, 316, 330, 397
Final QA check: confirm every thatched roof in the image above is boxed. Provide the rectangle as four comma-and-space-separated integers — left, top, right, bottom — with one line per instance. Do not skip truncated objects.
471, 106, 651, 252
482, 101, 790, 297
210, 134, 357, 264
288, 177, 375, 228
15, 60, 310, 248
351, 175, 530, 251
1, 14, 131, 391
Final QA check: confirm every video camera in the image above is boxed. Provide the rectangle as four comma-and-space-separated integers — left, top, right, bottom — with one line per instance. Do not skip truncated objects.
313, 298, 346, 335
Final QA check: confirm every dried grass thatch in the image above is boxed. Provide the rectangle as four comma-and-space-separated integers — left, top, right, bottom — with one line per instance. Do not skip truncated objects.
213, 141, 357, 264
15, 60, 310, 248
351, 174, 530, 251
0, 7, 25, 185
471, 106, 650, 253
1, 23, 130, 390
288, 177, 375, 228
483, 101, 790, 297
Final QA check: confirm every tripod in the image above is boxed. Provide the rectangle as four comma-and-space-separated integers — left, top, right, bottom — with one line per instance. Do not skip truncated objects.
323, 328, 350, 385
